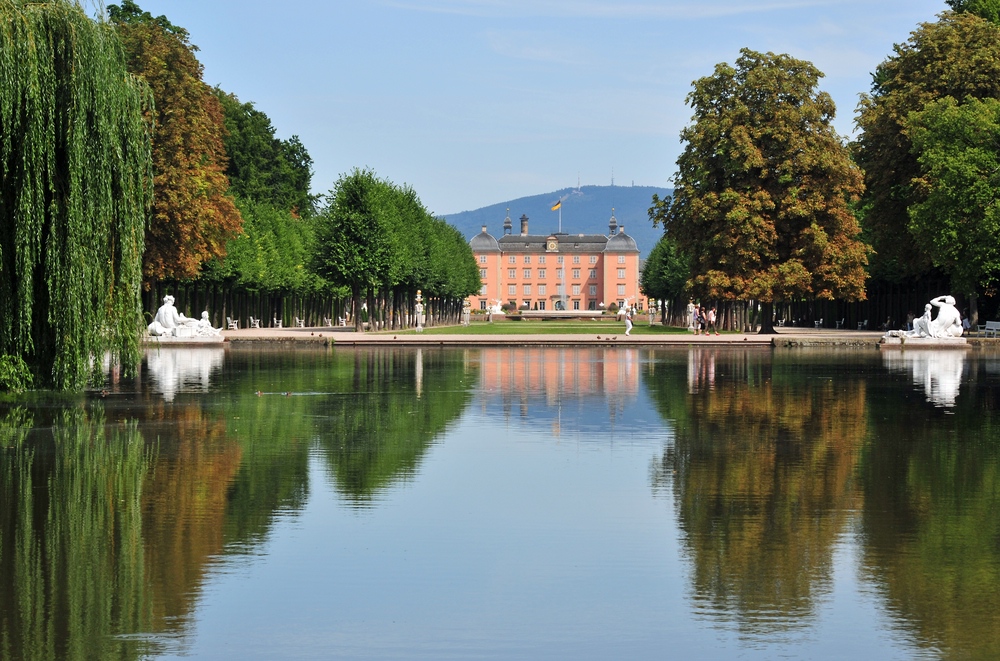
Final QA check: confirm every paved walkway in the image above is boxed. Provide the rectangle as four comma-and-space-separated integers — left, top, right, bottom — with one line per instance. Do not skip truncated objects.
220, 325, 890, 347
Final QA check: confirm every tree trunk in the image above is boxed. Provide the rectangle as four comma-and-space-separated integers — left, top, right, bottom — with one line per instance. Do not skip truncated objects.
758, 301, 777, 334
353, 285, 364, 332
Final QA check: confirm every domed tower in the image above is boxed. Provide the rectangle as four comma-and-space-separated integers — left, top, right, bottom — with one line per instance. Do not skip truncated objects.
469, 225, 500, 253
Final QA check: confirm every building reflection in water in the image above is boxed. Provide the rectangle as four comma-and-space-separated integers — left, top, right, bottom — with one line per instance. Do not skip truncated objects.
144, 347, 226, 401
881, 348, 967, 407
469, 347, 642, 437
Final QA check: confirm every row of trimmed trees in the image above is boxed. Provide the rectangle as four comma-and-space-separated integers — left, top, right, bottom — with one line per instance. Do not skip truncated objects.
642, 4, 1000, 332
0, 0, 479, 389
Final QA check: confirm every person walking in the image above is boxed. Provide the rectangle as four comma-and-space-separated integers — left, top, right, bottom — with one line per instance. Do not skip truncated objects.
707, 306, 719, 336
625, 307, 633, 336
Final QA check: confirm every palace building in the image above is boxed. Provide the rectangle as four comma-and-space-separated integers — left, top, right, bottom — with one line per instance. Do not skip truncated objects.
468, 210, 645, 313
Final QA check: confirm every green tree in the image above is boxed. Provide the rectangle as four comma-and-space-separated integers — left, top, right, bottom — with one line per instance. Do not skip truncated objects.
109, 0, 241, 282
214, 89, 316, 216
946, 0, 1000, 23
651, 49, 868, 333
211, 198, 328, 295
640, 233, 689, 323
907, 96, 1000, 297
0, 0, 152, 389
313, 169, 398, 330
855, 11, 1000, 280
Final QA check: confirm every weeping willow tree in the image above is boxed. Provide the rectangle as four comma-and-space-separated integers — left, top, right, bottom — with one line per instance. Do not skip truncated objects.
0, 0, 153, 390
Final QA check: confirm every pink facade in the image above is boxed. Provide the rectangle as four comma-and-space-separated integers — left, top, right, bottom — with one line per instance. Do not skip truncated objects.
468, 212, 645, 312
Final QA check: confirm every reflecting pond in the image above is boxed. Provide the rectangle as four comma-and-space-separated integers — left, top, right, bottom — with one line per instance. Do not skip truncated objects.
2, 345, 1000, 660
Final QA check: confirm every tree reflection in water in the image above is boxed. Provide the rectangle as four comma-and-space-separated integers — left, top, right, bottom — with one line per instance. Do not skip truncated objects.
0, 407, 155, 661
0, 347, 476, 660
861, 352, 1000, 659
647, 348, 868, 639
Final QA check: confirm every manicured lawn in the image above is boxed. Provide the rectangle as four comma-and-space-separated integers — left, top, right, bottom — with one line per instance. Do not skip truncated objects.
382, 319, 697, 335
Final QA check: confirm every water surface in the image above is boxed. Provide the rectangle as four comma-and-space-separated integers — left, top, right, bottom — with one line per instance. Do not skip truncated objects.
2, 345, 999, 660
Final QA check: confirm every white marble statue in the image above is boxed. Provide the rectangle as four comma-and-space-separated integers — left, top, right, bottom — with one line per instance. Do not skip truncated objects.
195, 311, 221, 337
911, 304, 933, 337
928, 295, 963, 338
147, 295, 198, 336
884, 295, 964, 341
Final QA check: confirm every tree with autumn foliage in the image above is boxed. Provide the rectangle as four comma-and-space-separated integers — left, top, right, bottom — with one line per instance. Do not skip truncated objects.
651, 49, 869, 333
109, 1, 241, 283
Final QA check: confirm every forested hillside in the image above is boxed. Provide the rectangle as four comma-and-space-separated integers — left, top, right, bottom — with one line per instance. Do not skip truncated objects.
441, 185, 670, 258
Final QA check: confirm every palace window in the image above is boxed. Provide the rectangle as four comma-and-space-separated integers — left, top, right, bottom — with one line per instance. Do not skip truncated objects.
509, 255, 516, 264
539, 255, 546, 264
538, 284, 547, 295
617, 268, 626, 279
538, 269, 546, 279
523, 284, 531, 295
618, 255, 626, 264
572, 284, 580, 295
508, 285, 516, 295
523, 269, 531, 279
589, 285, 597, 295
538, 301, 546, 310
480, 285, 487, 295
557, 256, 564, 264
479, 255, 487, 263
480, 300, 487, 310
572, 269, 580, 279
589, 255, 597, 264
573, 255, 580, 264
588, 269, 596, 279
617, 284, 626, 296
556, 268, 564, 279
508, 269, 516, 279
480, 269, 487, 279
573, 300, 580, 310
524, 255, 531, 264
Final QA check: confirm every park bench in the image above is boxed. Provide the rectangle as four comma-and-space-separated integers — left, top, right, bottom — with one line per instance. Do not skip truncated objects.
857, 319, 868, 330
294, 317, 305, 327
273, 317, 283, 328
985, 320, 1000, 338
226, 316, 238, 330
323, 317, 332, 327
248, 316, 261, 329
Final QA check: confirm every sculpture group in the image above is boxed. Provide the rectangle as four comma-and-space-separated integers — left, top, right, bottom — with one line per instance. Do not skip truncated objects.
147, 295, 221, 338
884, 295, 964, 340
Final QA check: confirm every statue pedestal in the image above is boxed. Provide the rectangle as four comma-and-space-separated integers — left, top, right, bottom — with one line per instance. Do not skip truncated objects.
175, 326, 196, 338
880, 336, 969, 349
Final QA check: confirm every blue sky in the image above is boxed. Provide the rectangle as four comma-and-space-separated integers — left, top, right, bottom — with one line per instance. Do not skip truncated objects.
123, 0, 946, 215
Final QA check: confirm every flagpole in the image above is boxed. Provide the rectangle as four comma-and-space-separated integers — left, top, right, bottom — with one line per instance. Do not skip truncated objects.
559, 205, 562, 233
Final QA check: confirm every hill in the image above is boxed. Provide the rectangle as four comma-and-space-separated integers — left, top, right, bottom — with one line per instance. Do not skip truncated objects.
440, 185, 671, 258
